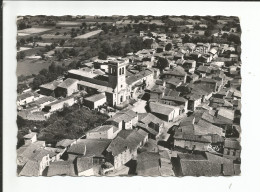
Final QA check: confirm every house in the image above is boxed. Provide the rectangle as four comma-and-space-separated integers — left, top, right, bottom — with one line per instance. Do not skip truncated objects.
162, 66, 187, 83
47, 160, 76, 176
136, 152, 161, 176
164, 76, 182, 89
28, 96, 57, 109
18, 148, 53, 176
76, 156, 95, 176
23, 132, 37, 145
86, 125, 119, 140
223, 138, 241, 161
39, 80, 62, 97
196, 66, 212, 77
183, 60, 196, 73
56, 139, 76, 150
67, 143, 86, 161
106, 109, 138, 130
106, 129, 148, 169
159, 95, 188, 113
194, 78, 220, 93
54, 78, 79, 98
83, 93, 106, 109
217, 108, 235, 123
43, 95, 75, 113
185, 93, 202, 111
137, 113, 164, 139
17, 91, 41, 106
149, 102, 180, 122
175, 152, 237, 176
77, 139, 112, 165
17, 141, 46, 168
173, 132, 212, 152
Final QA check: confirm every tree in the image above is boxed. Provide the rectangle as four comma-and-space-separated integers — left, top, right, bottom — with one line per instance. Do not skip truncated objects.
165, 43, 173, 51
157, 57, 169, 71
101, 41, 112, 54
124, 43, 133, 55
205, 30, 212, 37
130, 37, 143, 52
143, 38, 153, 49
98, 52, 107, 60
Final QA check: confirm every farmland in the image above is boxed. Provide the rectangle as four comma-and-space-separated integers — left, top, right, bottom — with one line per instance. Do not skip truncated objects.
17, 27, 52, 37
74, 29, 103, 39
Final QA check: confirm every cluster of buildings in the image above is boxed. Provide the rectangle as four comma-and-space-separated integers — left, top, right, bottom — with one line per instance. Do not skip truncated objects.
17, 16, 241, 176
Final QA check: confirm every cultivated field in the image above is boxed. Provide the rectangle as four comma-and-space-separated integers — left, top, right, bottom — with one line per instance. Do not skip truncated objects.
74, 29, 103, 39
17, 27, 52, 36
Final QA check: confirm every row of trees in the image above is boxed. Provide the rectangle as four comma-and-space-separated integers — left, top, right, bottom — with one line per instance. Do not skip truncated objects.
31, 61, 80, 89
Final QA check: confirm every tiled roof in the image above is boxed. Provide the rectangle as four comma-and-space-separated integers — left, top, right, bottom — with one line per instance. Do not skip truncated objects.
149, 102, 177, 116
224, 138, 241, 150
67, 143, 86, 155
84, 93, 106, 102
19, 160, 39, 176
76, 156, 94, 173
57, 78, 78, 89
174, 132, 212, 143
47, 160, 76, 176
77, 139, 111, 158
136, 152, 161, 176
56, 139, 75, 148
107, 130, 147, 156
40, 80, 61, 91
88, 125, 117, 133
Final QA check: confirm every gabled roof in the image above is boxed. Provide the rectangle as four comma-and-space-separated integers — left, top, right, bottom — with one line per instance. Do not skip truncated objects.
57, 78, 78, 89
19, 160, 39, 176
149, 102, 177, 116
40, 80, 61, 91
136, 152, 161, 176
17, 91, 40, 101
67, 143, 86, 155
84, 93, 106, 103
224, 138, 241, 150
107, 109, 137, 123
47, 160, 76, 176
88, 125, 117, 133
174, 132, 212, 143
56, 139, 75, 148
217, 108, 235, 121
77, 139, 111, 158
107, 129, 147, 156
138, 113, 164, 126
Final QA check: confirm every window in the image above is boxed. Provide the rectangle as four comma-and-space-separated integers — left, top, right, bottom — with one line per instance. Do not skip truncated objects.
119, 68, 122, 75
122, 67, 124, 74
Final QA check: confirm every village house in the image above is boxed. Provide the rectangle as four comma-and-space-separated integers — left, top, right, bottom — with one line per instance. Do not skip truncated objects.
162, 66, 187, 83
54, 78, 79, 98
28, 96, 57, 109
223, 138, 241, 161
173, 132, 212, 152
23, 132, 37, 145
106, 109, 138, 130
56, 139, 76, 150
149, 102, 180, 122
106, 129, 148, 170
76, 156, 95, 176
137, 113, 164, 139
83, 93, 107, 109
159, 95, 188, 113
86, 125, 119, 140
67, 143, 87, 161
39, 80, 62, 97
47, 160, 76, 176
17, 91, 42, 107
182, 60, 196, 73
42, 95, 76, 113
185, 93, 202, 111
77, 139, 112, 165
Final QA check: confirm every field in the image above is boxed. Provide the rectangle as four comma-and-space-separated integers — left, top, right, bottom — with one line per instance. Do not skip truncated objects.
56, 21, 82, 27
74, 29, 103, 39
17, 27, 52, 37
